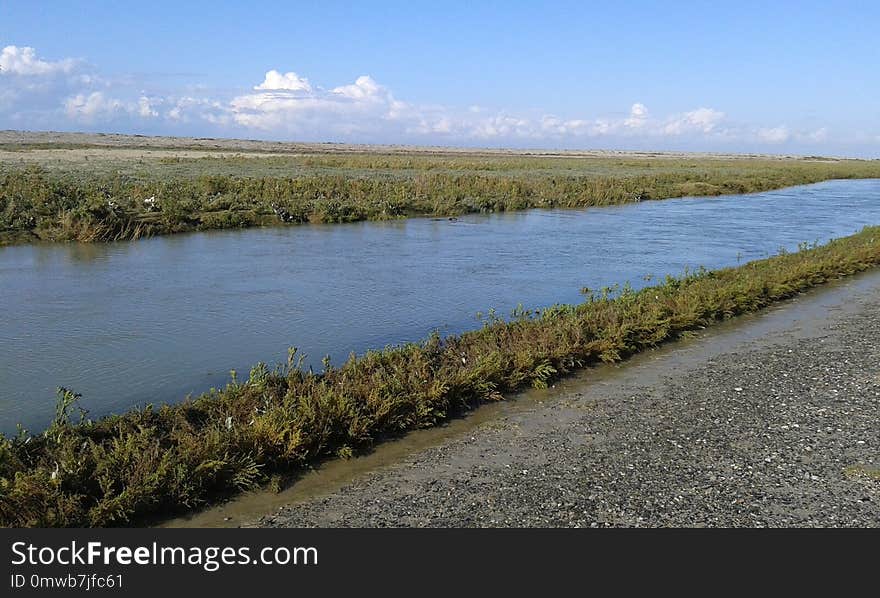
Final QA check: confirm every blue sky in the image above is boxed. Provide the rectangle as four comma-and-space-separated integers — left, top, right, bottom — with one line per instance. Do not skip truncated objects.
2, 1, 878, 156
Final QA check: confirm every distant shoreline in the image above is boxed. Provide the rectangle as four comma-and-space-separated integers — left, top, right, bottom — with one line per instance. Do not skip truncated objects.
0, 129, 853, 161
3, 133, 879, 246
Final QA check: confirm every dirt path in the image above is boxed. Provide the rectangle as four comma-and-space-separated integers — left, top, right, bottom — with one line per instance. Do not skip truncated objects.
168, 270, 880, 528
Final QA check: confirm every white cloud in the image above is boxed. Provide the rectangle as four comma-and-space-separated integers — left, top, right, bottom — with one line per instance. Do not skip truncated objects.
65, 91, 164, 123
470, 115, 533, 139
663, 107, 725, 135
798, 127, 828, 143
331, 75, 384, 100
138, 96, 159, 118
166, 96, 224, 123
0, 45, 77, 76
0, 44, 863, 153
64, 91, 124, 121
227, 73, 400, 136
625, 102, 648, 128
254, 69, 312, 92
756, 126, 790, 143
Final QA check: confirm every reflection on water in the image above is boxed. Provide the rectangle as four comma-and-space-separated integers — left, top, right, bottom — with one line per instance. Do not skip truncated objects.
1, 179, 879, 433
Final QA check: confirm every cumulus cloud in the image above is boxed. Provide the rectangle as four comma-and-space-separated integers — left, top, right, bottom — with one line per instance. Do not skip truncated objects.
219, 75, 813, 147
64, 91, 124, 121
0, 45, 77, 76
798, 127, 828, 143
166, 96, 227, 123
0, 44, 857, 152
331, 75, 384, 100
471, 115, 534, 139
756, 126, 790, 143
226, 71, 400, 136
663, 107, 725, 135
137, 96, 159, 118
65, 91, 164, 123
254, 69, 312, 92
624, 102, 648, 128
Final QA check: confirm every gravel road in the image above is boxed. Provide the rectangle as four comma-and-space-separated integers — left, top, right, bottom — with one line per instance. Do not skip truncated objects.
187, 271, 880, 528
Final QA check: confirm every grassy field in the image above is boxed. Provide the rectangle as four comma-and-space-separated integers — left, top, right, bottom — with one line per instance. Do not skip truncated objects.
3, 132, 880, 244
1, 225, 879, 527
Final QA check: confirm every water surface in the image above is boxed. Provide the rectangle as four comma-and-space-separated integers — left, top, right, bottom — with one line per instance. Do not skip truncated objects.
2, 179, 879, 433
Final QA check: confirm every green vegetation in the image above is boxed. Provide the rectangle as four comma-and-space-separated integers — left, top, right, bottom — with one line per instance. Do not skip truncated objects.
2, 226, 879, 527
844, 464, 880, 481
3, 145, 880, 244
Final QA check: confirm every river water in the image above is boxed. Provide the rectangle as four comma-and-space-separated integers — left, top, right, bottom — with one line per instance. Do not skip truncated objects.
2, 179, 879, 433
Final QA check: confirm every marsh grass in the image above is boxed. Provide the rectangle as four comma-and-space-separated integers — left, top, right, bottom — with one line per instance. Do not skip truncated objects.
3, 153, 880, 244
1, 226, 879, 526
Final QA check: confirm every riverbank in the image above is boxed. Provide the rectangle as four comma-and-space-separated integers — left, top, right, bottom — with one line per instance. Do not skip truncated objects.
3, 131, 880, 245
1, 226, 879, 527
244, 267, 880, 528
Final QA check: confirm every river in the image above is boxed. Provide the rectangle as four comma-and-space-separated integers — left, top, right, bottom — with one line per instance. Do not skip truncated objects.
1, 178, 879, 433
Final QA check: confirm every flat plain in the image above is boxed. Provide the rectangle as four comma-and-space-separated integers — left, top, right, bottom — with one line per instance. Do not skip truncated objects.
4, 131, 880, 245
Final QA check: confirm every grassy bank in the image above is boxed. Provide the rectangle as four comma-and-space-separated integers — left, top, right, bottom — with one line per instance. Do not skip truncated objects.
3, 146, 880, 244
1, 226, 879, 527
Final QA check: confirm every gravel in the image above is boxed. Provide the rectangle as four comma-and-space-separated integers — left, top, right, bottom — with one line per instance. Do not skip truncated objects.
253, 274, 880, 528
